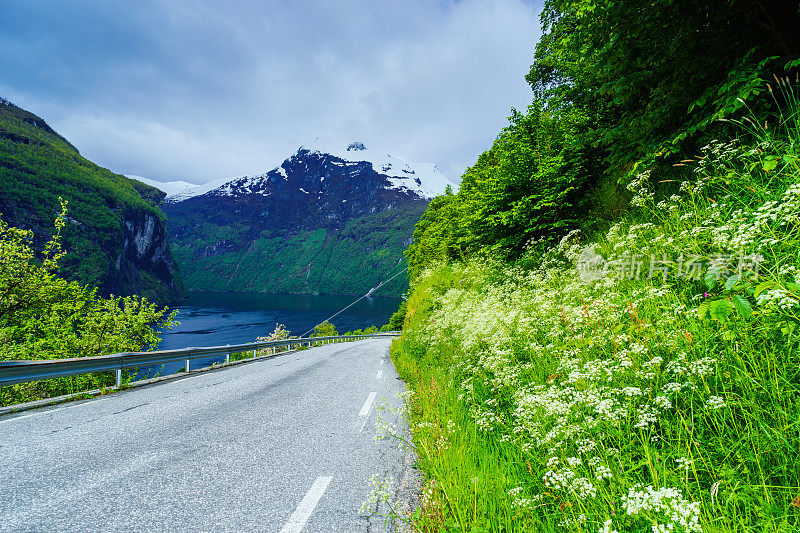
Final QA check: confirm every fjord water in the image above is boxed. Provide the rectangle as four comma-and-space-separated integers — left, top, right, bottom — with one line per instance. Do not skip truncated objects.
159, 291, 400, 349
139, 291, 400, 377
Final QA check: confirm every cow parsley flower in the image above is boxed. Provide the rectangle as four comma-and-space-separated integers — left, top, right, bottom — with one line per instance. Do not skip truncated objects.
706, 396, 726, 409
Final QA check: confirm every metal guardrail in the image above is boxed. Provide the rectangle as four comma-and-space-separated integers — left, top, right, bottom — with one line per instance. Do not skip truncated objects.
0, 332, 400, 388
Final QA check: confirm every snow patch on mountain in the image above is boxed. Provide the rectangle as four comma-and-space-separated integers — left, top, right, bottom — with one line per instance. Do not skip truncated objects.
126, 175, 202, 197
157, 141, 456, 203
303, 140, 454, 199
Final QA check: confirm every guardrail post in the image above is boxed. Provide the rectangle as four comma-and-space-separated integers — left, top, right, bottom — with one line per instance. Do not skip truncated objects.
225, 351, 230, 365
115, 368, 122, 388
185, 359, 190, 372
252, 349, 256, 359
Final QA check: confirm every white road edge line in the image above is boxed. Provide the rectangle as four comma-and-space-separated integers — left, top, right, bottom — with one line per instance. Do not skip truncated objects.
376, 370, 383, 380
0, 400, 100, 424
359, 392, 377, 417
0, 413, 34, 424
279, 476, 333, 533
380, 359, 384, 366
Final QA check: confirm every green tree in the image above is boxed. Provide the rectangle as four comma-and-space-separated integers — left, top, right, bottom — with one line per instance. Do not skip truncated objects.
529, 0, 800, 177
406, 105, 587, 280
405, 187, 464, 281
311, 320, 338, 337
0, 201, 175, 405
457, 105, 585, 253
405, 1, 800, 287
386, 300, 407, 331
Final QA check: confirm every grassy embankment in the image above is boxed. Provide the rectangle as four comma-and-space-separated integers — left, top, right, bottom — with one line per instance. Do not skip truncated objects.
390, 104, 800, 531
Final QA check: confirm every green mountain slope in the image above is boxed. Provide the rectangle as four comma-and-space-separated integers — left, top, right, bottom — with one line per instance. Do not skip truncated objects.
0, 97, 183, 304
163, 146, 438, 298
170, 205, 422, 297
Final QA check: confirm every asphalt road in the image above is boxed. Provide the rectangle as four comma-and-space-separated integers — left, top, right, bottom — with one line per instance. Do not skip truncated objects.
0, 338, 409, 532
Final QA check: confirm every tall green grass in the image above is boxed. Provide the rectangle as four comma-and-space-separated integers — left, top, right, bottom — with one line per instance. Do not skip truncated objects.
390, 84, 800, 532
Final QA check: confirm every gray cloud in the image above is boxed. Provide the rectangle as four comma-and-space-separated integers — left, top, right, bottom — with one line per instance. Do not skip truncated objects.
0, 0, 542, 183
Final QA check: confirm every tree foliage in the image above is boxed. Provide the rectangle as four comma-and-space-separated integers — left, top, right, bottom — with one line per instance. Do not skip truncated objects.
311, 320, 338, 337
405, 0, 800, 285
386, 299, 407, 331
530, 0, 800, 173
406, 105, 588, 279
0, 202, 175, 405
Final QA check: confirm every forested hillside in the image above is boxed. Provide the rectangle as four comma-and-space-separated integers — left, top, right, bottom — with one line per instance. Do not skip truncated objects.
407, 0, 800, 275
389, 2, 800, 532
0, 98, 183, 304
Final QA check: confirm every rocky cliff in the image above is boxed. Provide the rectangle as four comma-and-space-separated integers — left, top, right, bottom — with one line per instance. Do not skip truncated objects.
0, 97, 183, 305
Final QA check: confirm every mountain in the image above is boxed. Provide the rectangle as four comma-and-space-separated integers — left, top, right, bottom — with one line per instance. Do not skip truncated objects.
0, 97, 184, 304
126, 175, 200, 198
160, 142, 453, 297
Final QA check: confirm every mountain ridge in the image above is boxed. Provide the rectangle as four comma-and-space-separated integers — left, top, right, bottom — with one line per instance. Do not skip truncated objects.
0, 97, 184, 305
136, 142, 454, 204
161, 143, 447, 297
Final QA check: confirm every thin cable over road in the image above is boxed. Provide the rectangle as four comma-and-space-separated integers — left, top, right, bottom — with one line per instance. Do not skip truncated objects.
301, 266, 408, 337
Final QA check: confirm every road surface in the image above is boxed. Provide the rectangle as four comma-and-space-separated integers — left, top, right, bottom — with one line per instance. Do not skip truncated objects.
0, 338, 408, 532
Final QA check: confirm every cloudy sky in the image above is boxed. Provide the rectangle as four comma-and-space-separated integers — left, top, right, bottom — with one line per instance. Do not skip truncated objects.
0, 0, 542, 184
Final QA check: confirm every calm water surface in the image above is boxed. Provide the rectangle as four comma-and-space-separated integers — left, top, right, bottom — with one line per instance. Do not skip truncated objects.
139, 291, 400, 377
159, 291, 400, 349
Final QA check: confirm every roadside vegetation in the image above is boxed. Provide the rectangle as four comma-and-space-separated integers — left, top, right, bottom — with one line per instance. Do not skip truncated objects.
0, 201, 175, 407
390, 2, 800, 531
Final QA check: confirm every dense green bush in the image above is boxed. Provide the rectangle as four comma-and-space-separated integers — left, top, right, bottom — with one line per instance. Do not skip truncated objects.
387, 300, 407, 331
0, 203, 175, 406
311, 320, 338, 337
405, 1, 800, 282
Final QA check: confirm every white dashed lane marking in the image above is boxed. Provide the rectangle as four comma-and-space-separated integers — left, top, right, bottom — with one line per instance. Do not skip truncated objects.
358, 392, 376, 417
279, 476, 333, 533
358, 391, 377, 433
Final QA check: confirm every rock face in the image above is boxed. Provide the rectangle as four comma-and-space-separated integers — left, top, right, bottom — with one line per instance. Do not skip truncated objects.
114, 209, 182, 301
161, 145, 450, 297
0, 97, 184, 305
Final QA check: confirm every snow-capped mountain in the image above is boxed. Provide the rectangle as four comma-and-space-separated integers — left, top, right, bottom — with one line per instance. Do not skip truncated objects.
300, 140, 453, 199
160, 142, 446, 297
158, 142, 453, 203
126, 175, 203, 198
